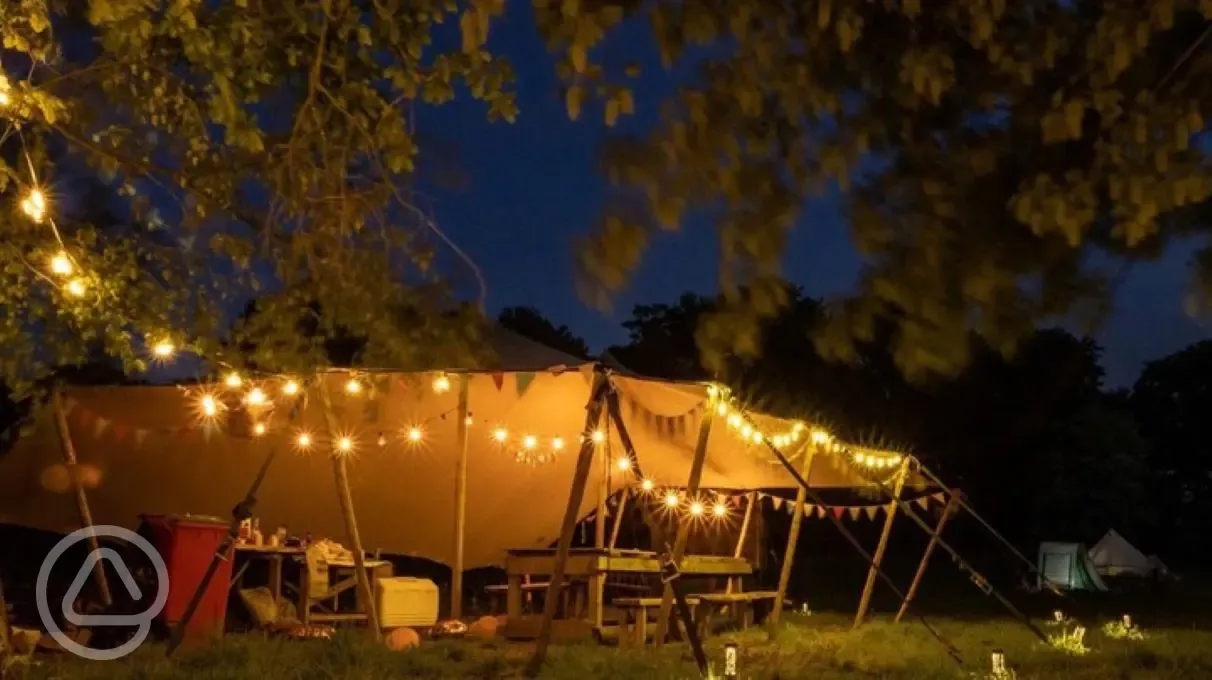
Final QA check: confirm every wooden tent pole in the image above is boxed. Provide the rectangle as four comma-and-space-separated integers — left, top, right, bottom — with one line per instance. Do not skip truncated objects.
608, 490, 629, 549
724, 490, 757, 594
651, 402, 716, 647
524, 374, 608, 678
896, 491, 961, 623
452, 375, 471, 619
770, 443, 816, 625
52, 390, 112, 607
595, 441, 607, 549
319, 381, 381, 640
604, 392, 664, 543
854, 458, 910, 627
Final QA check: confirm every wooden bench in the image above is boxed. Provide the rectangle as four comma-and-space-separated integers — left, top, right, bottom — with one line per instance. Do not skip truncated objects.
613, 596, 701, 646
693, 590, 783, 632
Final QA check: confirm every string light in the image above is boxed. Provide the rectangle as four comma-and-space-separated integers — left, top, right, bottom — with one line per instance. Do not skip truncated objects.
591, 430, 605, 443
283, 380, 300, 396
378, 433, 388, 447
432, 373, 451, 393
407, 426, 423, 443
50, 252, 73, 276
464, 415, 474, 426
151, 340, 175, 359
727, 413, 742, 428
224, 372, 243, 388
21, 188, 46, 222
641, 478, 655, 492
552, 437, 564, 451
200, 395, 218, 417
492, 428, 508, 443
810, 429, 831, 445
750, 431, 763, 444
522, 435, 537, 449
246, 388, 267, 406
345, 378, 361, 394
336, 436, 354, 453
689, 501, 705, 516
740, 424, 753, 438
296, 432, 313, 449
664, 491, 680, 508
253, 423, 267, 436
716, 402, 728, 416
713, 502, 728, 517
616, 457, 631, 471
65, 278, 86, 297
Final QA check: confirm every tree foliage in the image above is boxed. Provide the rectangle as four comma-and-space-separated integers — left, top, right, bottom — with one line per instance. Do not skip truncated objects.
539, 0, 1212, 379
1, 0, 516, 392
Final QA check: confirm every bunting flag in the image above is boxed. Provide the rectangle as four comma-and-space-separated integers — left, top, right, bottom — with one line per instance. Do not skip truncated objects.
111, 423, 129, 443
864, 506, 879, 521
847, 507, 861, 521
832, 507, 845, 520
933, 492, 945, 504
917, 497, 930, 510
816, 506, 827, 519
771, 497, 784, 511
92, 417, 110, 439
490, 372, 505, 391
515, 372, 536, 397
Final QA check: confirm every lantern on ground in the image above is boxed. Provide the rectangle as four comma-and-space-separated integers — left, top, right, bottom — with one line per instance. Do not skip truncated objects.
722, 641, 738, 679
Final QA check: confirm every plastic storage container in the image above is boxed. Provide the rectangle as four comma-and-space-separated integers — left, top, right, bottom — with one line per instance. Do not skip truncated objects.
140, 514, 232, 643
377, 577, 439, 628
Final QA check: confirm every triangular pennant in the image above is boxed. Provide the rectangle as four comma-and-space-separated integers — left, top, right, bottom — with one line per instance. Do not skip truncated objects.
515, 372, 536, 397
864, 506, 879, 521
847, 507, 861, 521
832, 507, 845, 520
786, 501, 796, 515
111, 423, 129, 443
92, 417, 110, 439
771, 497, 784, 510
816, 505, 826, 519
134, 429, 149, 447
933, 492, 945, 504
490, 372, 505, 391
917, 497, 930, 510
61, 397, 78, 417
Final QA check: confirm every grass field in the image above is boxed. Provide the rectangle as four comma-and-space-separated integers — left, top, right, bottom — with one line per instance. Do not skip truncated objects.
9, 611, 1212, 679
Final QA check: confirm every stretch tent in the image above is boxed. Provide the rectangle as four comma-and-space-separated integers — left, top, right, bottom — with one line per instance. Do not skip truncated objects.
0, 367, 877, 570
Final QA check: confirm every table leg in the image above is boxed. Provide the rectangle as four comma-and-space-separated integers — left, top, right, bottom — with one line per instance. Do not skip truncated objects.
507, 575, 522, 620
299, 563, 311, 627
268, 555, 283, 605
635, 606, 648, 646
588, 573, 604, 627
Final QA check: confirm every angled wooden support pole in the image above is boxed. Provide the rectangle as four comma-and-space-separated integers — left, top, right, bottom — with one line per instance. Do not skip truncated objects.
452, 374, 471, 619
896, 490, 961, 623
52, 390, 112, 607
651, 400, 716, 646
608, 490, 629, 549
854, 458, 910, 627
320, 381, 380, 640
725, 491, 758, 595
770, 443, 816, 626
524, 373, 609, 677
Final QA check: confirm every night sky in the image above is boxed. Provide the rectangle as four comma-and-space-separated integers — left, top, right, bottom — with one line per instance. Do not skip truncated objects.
411, 4, 1212, 388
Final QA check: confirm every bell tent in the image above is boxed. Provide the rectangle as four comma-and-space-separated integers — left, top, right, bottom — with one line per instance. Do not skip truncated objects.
1089, 530, 1155, 577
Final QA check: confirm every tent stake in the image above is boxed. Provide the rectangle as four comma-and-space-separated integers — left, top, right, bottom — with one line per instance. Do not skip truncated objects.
896, 491, 961, 623
651, 399, 716, 647
770, 443, 815, 625
320, 382, 381, 641
52, 389, 112, 607
452, 375, 471, 619
523, 375, 608, 678
854, 458, 909, 627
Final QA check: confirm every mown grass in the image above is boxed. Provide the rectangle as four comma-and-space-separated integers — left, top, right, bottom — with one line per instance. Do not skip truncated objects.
10, 612, 1212, 679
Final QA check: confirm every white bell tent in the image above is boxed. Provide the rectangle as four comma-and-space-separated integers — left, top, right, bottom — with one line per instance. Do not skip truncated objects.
1089, 529, 1156, 578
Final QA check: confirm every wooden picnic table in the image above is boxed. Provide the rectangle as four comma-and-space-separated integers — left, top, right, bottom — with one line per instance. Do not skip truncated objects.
504, 548, 752, 629
232, 545, 392, 626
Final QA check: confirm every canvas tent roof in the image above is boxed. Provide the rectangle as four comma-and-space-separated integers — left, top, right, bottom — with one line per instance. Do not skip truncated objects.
1089, 530, 1154, 577
0, 369, 896, 569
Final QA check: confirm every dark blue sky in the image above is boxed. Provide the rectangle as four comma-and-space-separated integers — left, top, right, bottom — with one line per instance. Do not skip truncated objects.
417, 4, 1209, 388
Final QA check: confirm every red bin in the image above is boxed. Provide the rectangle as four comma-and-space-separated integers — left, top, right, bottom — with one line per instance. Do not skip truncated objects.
140, 514, 232, 643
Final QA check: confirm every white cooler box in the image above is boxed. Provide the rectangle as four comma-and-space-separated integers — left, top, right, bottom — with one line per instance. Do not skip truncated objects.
377, 577, 440, 628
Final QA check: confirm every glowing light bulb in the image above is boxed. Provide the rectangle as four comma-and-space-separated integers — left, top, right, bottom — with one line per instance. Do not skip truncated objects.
810, 429, 831, 445
432, 374, 451, 393
151, 340, 175, 359
690, 501, 705, 516
713, 503, 728, 517
552, 437, 564, 451
464, 415, 474, 426
664, 491, 680, 508
492, 428, 508, 443
337, 436, 353, 453
224, 372, 242, 388
50, 253, 73, 276
751, 431, 763, 444
792, 422, 805, 433
22, 188, 46, 221
716, 402, 728, 416
641, 478, 654, 492
741, 424, 753, 438
253, 422, 267, 436
200, 395, 218, 417
0, 91, 8, 107
246, 388, 267, 406
591, 430, 605, 443
616, 457, 631, 471
296, 433, 312, 449
377, 433, 387, 447
727, 414, 742, 428
407, 427, 423, 443
65, 278, 86, 297
523, 435, 537, 450
345, 378, 361, 394
283, 380, 300, 396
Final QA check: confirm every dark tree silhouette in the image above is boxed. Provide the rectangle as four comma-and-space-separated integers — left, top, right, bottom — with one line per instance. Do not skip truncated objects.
497, 307, 591, 360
